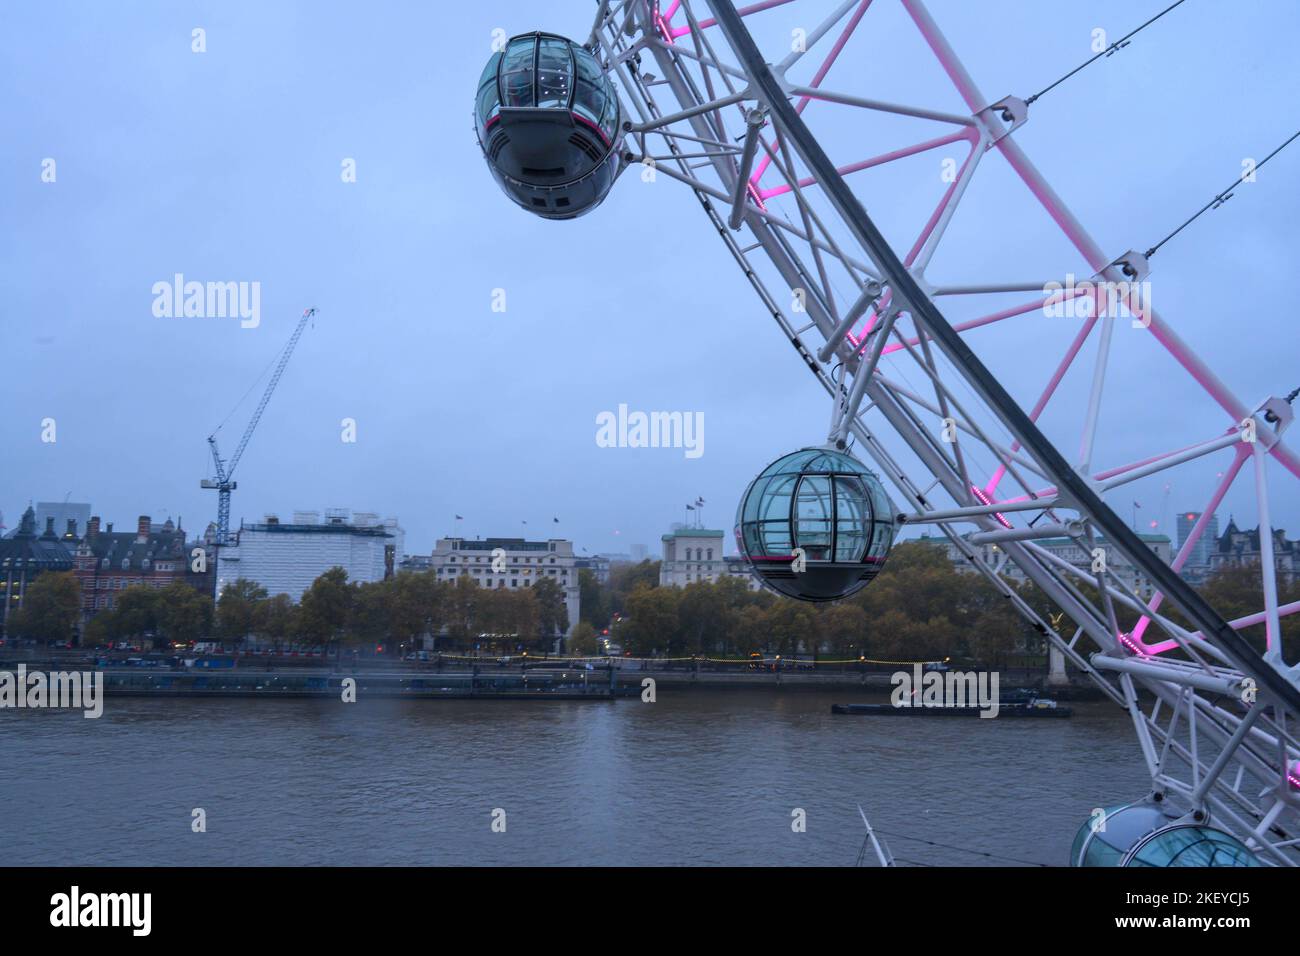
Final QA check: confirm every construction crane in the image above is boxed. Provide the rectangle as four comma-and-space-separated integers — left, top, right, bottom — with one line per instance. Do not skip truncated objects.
202, 307, 317, 546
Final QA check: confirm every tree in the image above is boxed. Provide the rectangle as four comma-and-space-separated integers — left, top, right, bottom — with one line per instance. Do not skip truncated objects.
155, 582, 213, 646
1199, 563, 1300, 661
608, 560, 661, 615
530, 577, 570, 646
445, 575, 480, 649
677, 581, 729, 655
298, 567, 355, 662
623, 584, 679, 655
261, 593, 297, 647
818, 602, 868, 658
217, 579, 268, 645
392, 572, 445, 651
110, 586, 162, 642
350, 579, 395, 652
567, 620, 600, 656
10, 572, 81, 646
577, 568, 609, 628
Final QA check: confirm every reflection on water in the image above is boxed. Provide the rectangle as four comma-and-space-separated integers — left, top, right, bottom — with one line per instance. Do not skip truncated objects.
0, 688, 1146, 866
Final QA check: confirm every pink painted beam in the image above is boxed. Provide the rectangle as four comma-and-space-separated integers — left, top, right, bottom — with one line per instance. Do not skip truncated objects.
1128, 448, 1249, 651
749, 0, 873, 184
758, 128, 970, 200
901, 0, 1300, 485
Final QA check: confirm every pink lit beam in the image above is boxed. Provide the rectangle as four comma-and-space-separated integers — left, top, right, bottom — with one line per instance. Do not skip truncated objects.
1190, 599, 1300, 642
748, 0, 873, 185
984, 313, 1099, 497
1129, 448, 1250, 651
900, 0, 1300, 485
667, 0, 802, 38
992, 430, 1248, 507
786, 86, 978, 129
758, 128, 970, 201
900, 131, 981, 270
880, 286, 1093, 359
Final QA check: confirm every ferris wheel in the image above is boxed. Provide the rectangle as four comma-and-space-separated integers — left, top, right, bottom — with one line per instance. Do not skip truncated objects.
476, 0, 1300, 865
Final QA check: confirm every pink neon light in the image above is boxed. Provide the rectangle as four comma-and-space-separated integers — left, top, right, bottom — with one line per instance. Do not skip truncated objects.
748, 0, 873, 186
666, 0, 805, 39
984, 313, 1099, 497
969, 485, 1012, 529
899, 0, 1300, 484
1129, 448, 1248, 651
758, 128, 970, 201
882, 287, 1093, 367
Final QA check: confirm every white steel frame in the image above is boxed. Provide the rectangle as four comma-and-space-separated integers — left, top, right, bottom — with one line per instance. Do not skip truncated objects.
586, 0, 1300, 863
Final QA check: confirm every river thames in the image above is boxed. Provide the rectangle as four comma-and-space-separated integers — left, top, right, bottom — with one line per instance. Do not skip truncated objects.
1, 688, 1148, 866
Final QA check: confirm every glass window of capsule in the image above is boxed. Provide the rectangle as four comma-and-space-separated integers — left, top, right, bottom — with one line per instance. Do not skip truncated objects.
1069, 803, 1261, 867
739, 448, 894, 566
475, 35, 618, 146
736, 447, 896, 602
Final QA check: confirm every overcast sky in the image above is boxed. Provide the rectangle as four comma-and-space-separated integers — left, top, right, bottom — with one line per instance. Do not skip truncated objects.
3, 0, 1298, 557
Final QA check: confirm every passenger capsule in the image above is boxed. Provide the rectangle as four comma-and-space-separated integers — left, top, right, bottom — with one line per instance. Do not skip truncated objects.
735, 446, 896, 602
475, 32, 625, 219
1070, 801, 1261, 866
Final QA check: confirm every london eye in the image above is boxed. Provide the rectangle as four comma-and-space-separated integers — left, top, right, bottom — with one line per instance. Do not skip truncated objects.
477, 0, 1300, 865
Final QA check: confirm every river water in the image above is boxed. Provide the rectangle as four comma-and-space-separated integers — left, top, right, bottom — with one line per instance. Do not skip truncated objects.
1, 688, 1148, 866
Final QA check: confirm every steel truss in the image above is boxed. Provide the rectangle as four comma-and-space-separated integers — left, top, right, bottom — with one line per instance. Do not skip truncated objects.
589, 0, 1300, 863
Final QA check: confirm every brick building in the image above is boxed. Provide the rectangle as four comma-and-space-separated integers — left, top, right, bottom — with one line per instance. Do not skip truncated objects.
73, 515, 211, 621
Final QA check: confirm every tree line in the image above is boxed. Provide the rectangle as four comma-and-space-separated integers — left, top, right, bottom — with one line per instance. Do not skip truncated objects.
2, 567, 571, 656
4, 543, 1296, 666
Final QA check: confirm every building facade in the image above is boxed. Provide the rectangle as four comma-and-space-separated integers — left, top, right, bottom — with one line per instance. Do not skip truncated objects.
1209, 521, 1298, 585
924, 531, 1173, 599
659, 527, 761, 590
73, 515, 206, 619
430, 536, 579, 634
0, 507, 76, 635
34, 502, 92, 541
574, 554, 611, 584
216, 509, 404, 601
1176, 510, 1220, 584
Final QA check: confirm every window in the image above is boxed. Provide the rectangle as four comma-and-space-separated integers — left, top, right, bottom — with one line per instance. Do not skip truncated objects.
500, 36, 536, 108
794, 475, 833, 561
536, 37, 572, 109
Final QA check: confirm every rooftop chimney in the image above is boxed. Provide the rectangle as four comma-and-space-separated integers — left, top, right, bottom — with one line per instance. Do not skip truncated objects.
43, 516, 56, 538
65, 518, 77, 539
137, 515, 151, 541
88, 516, 100, 537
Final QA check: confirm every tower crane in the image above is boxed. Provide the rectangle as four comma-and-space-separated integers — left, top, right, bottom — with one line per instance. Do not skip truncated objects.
202, 307, 317, 546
